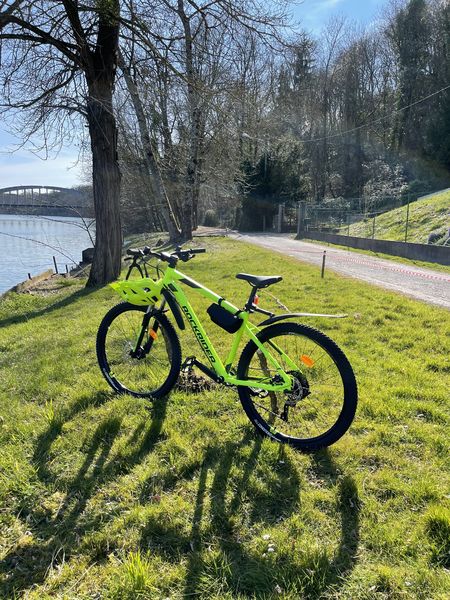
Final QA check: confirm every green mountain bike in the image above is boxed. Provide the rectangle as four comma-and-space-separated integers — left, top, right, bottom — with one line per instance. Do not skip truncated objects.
96, 246, 357, 450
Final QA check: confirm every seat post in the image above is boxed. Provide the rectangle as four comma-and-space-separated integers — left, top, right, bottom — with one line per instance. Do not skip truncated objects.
245, 286, 258, 312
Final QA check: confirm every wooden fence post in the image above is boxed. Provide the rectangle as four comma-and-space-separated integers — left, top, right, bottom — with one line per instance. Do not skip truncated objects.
321, 251, 326, 278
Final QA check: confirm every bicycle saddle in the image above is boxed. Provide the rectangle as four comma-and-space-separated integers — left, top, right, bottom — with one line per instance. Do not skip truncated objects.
236, 273, 283, 288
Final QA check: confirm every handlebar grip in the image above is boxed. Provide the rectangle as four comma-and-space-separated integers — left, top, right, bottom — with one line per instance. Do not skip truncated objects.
190, 248, 206, 254
127, 248, 142, 257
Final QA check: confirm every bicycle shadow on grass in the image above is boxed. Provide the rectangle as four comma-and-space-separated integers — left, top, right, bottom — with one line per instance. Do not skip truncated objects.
0, 286, 98, 328
0, 391, 168, 598
138, 436, 359, 599
305, 449, 360, 597
185, 445, 360, 598
137, 433, 300, 593
182, 435, 301, 598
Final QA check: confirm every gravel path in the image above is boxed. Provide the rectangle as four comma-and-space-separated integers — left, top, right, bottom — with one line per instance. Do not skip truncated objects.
235, 233, 450, 310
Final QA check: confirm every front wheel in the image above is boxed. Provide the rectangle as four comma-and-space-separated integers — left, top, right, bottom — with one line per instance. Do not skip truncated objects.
96, 302, 182, 398
237, 322, 357, 451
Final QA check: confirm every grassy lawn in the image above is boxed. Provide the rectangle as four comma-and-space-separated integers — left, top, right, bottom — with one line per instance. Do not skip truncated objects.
0, 237, 449, 599
341, 189, 450, 244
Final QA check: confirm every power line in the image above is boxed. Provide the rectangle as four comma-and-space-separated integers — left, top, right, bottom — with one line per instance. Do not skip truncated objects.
240, 82, 450, 146
298, 83, 450, 144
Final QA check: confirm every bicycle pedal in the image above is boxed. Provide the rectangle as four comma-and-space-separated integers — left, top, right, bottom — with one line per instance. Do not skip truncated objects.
181, 356, 196, 372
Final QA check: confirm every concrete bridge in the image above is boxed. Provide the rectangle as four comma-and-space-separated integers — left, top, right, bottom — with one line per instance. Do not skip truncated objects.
0, 185, 93, 217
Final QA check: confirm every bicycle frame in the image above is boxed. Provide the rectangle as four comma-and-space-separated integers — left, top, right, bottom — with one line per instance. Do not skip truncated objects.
157, 265, 296, 392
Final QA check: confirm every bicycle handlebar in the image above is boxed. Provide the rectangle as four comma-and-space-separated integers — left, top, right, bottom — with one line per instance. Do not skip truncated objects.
185, 248, 206, 255
126, 245, 206, 264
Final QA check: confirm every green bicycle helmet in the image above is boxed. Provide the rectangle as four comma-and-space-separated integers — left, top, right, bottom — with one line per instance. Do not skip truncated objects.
110, 277, 163, 306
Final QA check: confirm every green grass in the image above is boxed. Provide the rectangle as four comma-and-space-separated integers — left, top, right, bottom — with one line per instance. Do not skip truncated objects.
341, 189, 450, 243
0, 237, 449, 599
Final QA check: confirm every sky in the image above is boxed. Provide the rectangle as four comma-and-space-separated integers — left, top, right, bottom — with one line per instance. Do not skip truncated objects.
291, 0, 384, 32
0, 0, 386, 191
0, 127, 84, 190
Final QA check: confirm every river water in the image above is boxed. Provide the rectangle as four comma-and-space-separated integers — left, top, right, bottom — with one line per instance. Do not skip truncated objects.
0, 214, 94, 294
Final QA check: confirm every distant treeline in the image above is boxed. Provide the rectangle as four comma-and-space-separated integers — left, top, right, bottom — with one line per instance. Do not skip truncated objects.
116, 0, 449, 232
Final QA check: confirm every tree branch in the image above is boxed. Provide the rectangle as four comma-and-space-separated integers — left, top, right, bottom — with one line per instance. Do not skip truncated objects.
0, 13, 80, 65
0, 68, 77, 109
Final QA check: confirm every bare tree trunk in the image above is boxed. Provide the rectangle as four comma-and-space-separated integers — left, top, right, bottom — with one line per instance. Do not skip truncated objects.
118, 50, 181, 241
178, 0, 203, 241
86, 83, 122, 286
0, 1, 124, 287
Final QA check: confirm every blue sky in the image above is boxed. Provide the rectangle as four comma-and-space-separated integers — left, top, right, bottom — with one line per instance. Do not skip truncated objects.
291, 0, 383, 32
0, 127, 84, 189
0, 0, 385, 190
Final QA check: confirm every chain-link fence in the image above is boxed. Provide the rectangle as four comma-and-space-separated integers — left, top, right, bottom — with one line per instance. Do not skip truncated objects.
300, 191, 450, 245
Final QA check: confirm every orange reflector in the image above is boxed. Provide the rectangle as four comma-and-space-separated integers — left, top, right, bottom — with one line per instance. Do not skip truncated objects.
300, 354, 315, 368
149, 329, 158, 340
254, 295, 259, 305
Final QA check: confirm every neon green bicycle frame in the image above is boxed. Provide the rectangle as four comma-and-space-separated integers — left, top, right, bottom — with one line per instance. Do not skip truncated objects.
160, 265, 297, 391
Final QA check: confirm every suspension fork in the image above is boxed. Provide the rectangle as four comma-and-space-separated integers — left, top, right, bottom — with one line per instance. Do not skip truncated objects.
133, 298, 167, 356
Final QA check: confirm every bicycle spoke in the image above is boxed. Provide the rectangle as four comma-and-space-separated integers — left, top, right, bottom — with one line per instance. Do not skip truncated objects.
242, 329, 348, 441
104, 309, 172, 395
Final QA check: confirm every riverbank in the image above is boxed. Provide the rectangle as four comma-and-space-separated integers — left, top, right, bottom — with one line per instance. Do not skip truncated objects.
0, 213, 93, 294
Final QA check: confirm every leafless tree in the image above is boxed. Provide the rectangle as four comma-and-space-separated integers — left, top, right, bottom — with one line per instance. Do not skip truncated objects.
118, 48, 181, 240
0, 1, 122, 286
120, 0, 292, 239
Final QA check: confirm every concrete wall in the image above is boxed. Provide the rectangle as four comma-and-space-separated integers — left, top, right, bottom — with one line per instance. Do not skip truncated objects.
299, 231, 450, 266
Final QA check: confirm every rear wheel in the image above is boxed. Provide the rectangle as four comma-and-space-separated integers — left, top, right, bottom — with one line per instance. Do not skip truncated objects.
96, 302, 181, 398
237, 322, 357, 450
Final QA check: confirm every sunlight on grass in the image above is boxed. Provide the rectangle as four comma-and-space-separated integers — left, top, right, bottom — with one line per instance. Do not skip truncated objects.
0, 236, 449, 598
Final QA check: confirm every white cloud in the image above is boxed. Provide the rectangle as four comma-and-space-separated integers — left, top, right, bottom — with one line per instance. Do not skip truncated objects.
0, 152, 83, 189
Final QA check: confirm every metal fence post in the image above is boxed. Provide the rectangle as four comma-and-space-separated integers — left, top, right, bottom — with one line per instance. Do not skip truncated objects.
405, 195, 410, 243
277, 203, 283, 233
296, 201, 306, 238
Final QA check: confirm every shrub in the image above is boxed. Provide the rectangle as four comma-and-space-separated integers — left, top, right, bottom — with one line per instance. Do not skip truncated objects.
203, 209, 219, 227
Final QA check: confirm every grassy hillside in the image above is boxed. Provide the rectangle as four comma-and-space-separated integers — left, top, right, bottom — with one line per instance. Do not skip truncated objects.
0, 238, 449, 599
342, 189, 450, 243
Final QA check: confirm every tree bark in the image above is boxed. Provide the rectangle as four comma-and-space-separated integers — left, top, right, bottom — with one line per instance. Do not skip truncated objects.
84, 2, 122, 286
86, 81, 123, 286
178, 0, 203, 241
